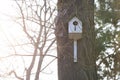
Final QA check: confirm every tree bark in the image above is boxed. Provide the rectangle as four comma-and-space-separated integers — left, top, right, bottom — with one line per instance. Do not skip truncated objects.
55, 0, 97, 80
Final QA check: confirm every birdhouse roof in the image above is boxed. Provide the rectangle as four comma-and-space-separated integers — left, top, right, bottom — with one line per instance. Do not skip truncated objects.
69, 17, 82, 24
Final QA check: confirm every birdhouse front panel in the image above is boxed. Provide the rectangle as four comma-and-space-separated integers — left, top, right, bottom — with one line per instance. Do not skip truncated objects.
68, 17, 82, 33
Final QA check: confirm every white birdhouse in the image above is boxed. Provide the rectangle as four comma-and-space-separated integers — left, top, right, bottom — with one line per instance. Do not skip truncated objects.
68, 17, 82, 62
68, 17, 82, 40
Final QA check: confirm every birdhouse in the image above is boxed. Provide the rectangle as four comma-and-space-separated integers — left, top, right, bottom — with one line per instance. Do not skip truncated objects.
68, 17, 82, 62
68, 17, 82, 40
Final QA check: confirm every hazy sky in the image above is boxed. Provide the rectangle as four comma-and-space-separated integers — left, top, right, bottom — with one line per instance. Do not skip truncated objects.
0, 0, 57, 80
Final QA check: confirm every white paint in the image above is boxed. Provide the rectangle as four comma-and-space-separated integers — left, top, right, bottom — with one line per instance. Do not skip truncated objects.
68, 17, 82, 33
74, 40, 77, 62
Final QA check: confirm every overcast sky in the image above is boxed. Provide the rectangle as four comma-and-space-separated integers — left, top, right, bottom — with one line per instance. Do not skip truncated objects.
0, 0, 58, 80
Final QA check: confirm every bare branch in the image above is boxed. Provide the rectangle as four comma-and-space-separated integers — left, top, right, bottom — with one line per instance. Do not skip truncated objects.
9, 70, 23, 80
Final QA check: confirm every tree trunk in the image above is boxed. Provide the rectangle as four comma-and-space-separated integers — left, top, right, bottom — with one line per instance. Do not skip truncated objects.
55, 0, 97, 80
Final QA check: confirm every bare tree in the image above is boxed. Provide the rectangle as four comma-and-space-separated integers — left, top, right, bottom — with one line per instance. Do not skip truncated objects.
15, 0, 57, 80
0, 0, 57, 80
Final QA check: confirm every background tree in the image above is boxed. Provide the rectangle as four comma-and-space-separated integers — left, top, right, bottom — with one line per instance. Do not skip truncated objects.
55, 0, 97, 80
15, 0, 57, 80
0, 0, 57, 80
95, 0, 120, 79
